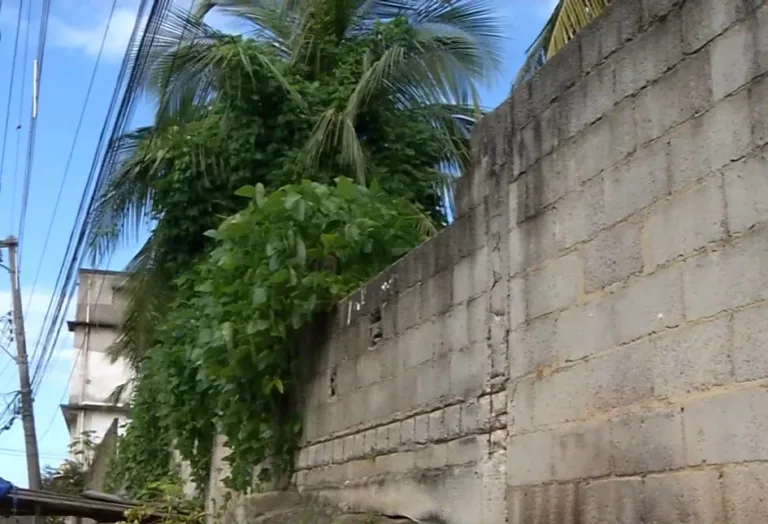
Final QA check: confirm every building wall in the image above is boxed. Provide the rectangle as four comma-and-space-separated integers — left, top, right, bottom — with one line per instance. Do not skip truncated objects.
205, 0, 768, 521
66, 270, 132, 454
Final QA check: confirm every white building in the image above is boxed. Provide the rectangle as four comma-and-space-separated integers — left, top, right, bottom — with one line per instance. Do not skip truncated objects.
62, 269, 132, 455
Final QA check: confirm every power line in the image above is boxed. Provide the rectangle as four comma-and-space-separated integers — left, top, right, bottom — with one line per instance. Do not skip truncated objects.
0, 0, 26, 216
30, 0, 164, 397
25, 0, 120, 342
10, 0, 33, 234
18, 0, 54, 261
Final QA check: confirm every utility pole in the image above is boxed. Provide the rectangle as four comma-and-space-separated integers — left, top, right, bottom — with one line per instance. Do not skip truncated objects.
0, 236, 42, 493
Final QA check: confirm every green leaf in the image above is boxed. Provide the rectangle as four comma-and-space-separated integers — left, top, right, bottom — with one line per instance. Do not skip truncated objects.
273, 377, 284, 394
255, 183, 266, 207
235, 185, 256, 198
295, 237, 306, 266
203, 229, 218, 239
251, 287, 267, 305
284, 192, 301, 210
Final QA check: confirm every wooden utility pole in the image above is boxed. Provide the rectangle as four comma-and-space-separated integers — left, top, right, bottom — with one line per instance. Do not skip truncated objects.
0, 236, 42, 492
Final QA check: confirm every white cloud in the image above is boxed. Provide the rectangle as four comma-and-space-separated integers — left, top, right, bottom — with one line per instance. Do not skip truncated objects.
51, 7, 140, 61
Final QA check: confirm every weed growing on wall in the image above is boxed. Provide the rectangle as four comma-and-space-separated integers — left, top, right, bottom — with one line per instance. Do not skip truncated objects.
109, 179, 427, 494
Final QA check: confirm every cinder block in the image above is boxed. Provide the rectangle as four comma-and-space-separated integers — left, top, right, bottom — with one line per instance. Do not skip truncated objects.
413, 413, 429, 445
508, 378, 535, 434
683, 228, 768, 321
416, 355, 451, 406
552, 422, 611, 481
489, 312, 509, 379
469, 246, 491, 299
641, 0, 683, 27
509, 276, 526, 329
460, 400, 480, 435
635, 51, 713, 145
367, 379, 396, 421
733, 304, 768, 382
445, 303, 469, 353
374, 451, 415, 474
507, 431, 554, 487
396, 284, 422, 331
394, 366, 418, 414
400, 323, 433, 370
374, 426, 388, 454
400, 416, 415, 445
645, 174, 727, 268
530, 363, 590, 427
508, 483, 580, 524
443, 403, 461, 438
588, 339, 655, 412
356, 352, 381, 387
467, 294, 488, 345
330, 436, 344, 463
414, 441, 447, 470
579, 60, 617, 128
420, 270, 452, 319
603, 138, 670, 227
612, 265, 684, 345
682, 0, 755, 53
750, 74, 768, 146
428, 409, 446, 441
599, 0, 642, 59
615, 10, 683, 100
555, 297, 615, 363
723, 463, 768, 523
580, 478, 643, 524
685, 386, 768, 465
452, 255, 473, 305
508, 313, 558, 380
385, 422, 401, 452
449, 342, 487, 399
572, 117, 613, 186
724, 149, 768, 233
447, 435, 487, 466
610, 410, 685, 475
585, 216, 643, 293
669, 88, 752, 191
526, 250, 583, 319
651, 316, 732, 397
711, 18, 759, 100
643, 470, 724, 524
514, 212, 562, 272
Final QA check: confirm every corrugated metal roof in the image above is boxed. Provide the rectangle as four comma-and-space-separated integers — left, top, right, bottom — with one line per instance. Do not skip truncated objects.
0, 484, 169, 523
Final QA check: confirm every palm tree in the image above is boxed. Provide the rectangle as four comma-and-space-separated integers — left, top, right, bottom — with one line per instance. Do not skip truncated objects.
516, 0, 611, 83
88, 0, 503, 367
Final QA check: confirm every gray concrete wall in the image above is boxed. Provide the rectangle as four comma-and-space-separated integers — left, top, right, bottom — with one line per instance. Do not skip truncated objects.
211, 0, 768, 522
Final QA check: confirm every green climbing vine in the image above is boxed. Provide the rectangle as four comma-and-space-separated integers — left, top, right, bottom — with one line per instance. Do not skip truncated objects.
110, 178, 427, 494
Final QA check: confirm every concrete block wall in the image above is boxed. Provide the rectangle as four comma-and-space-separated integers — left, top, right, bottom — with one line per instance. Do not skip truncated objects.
208, 0, 768, 522
498, 0, 768, 522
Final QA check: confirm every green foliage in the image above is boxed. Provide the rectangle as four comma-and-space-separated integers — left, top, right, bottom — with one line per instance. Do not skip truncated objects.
101, 0, 501, 497
111, 179, 426, 493
117, 481, 204, 524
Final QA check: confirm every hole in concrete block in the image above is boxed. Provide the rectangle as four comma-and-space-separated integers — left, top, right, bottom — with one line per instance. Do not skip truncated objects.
329, 367, 337, 397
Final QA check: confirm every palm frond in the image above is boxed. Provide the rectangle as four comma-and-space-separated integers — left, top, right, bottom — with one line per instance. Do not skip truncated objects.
106, 233, 172, 368
86, 127, 159, 264
146, 6, 304, 124
517, 0, 611, 84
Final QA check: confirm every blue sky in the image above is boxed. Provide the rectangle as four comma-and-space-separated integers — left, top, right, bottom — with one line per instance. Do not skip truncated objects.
0, 0, 556, 487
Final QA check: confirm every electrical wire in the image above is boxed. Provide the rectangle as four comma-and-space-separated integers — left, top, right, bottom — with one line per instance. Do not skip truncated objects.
10, 0, 33, 234
18, 0, 54, 262
24, 0, 120, 339
0, 0, 26, 217
30, 0, 167, 396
